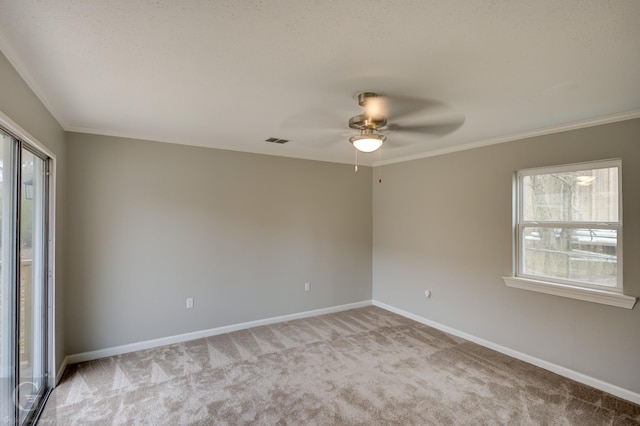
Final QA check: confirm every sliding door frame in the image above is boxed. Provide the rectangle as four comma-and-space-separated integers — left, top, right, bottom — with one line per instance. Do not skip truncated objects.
0, 112, 56, 425
19, 143, 51, 424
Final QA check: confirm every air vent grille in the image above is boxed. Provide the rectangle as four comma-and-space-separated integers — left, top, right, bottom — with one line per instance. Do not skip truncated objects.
265, 137, 289, 144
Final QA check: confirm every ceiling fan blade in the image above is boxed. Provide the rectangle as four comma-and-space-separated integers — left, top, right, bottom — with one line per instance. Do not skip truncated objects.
386, 118, 465, 137
383, 137, 412, 148
307, 138, 345, 148
279, 108, 346, 132
379, 95, 446, 122
279, 131, 349, 149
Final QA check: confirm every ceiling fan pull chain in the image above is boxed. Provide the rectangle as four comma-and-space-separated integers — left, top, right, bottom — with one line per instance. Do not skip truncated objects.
354, 149, 358, 172
378, 148, 382, 183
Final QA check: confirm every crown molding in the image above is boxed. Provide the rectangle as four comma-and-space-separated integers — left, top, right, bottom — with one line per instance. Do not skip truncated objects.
0, 28, 69, 130
373, 109, 640, 167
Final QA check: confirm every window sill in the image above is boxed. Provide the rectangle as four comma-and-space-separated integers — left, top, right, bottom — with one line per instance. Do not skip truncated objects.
503, 276, 637, 309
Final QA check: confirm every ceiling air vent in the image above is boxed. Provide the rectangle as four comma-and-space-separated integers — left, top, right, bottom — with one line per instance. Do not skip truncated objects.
265, 137, 289, 144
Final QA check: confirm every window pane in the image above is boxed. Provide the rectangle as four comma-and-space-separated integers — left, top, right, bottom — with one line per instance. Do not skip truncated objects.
522, 226, 617, 287
522, 167, 618, 222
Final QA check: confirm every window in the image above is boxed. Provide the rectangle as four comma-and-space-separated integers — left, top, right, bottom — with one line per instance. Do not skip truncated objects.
503, 159, 637, 309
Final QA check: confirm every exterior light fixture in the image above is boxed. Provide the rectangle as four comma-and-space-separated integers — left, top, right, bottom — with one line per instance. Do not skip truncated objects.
576, 175, 596, 186
23, 178, 34, 200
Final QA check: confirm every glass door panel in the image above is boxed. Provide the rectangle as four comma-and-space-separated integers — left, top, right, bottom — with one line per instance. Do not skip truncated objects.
18, 148, 48, 422
1, 131, 17, 425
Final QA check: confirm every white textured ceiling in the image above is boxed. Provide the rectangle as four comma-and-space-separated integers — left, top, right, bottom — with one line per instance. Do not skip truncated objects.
0, 1, 639, 166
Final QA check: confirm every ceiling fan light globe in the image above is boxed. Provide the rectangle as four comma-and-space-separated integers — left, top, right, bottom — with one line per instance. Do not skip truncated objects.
349, 134, 385, 153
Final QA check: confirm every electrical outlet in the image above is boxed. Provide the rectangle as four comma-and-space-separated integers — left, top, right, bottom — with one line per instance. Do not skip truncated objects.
305, 282, 310, 292
186, 297, 194, 308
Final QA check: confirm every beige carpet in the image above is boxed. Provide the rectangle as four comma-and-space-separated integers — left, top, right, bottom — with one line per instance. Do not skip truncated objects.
39, 306, 639, 425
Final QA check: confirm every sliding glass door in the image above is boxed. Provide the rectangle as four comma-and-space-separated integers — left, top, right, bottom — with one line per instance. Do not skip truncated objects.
0, 128, 51, 425
1, 131, 18, 424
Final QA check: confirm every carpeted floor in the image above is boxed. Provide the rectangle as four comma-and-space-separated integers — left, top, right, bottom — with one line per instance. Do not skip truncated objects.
39, 306, 639, 425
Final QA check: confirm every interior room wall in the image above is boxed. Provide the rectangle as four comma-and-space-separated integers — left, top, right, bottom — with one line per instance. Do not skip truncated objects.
372, 118, 640, 394
65, 132, 372, 354
0, 51, 67, 373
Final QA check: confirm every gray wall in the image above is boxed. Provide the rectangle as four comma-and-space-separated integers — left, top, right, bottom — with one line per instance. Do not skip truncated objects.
65, 133, 372, 354
372, 118, 640, 393
0, 51, 67, 373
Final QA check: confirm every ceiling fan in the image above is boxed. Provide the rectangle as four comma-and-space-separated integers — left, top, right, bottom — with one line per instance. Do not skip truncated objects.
345, 91, 464, 153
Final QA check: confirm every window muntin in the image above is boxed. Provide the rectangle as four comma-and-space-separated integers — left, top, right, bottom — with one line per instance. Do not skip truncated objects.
516, 160, 622, 292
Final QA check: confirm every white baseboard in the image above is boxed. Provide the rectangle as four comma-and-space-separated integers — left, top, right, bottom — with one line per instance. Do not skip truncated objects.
55, 356, 69, 385
65, 300, 373, 365
372, 300, 640, 405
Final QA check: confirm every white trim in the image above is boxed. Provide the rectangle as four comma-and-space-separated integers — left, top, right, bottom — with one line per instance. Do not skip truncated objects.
0, 29, 69, 129
372, 300, 640, 405
47, 155, 57, 389
67, 128, 368, 167
517, 158, 622, 177
0, 110, 57, 160
69, 110, 640, 169
373, 109, 640, 166
55, 356, 68, 385
65, 300, 372, 364
503, 276, 637, 309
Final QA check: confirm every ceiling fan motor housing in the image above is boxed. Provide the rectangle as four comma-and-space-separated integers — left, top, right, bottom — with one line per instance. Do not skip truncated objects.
348, 114, 387, 130
356, 92, 378, 106
349, 92, 387, 131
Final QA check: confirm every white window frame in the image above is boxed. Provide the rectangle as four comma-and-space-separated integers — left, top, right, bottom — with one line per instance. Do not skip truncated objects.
503, 159, 637, 309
